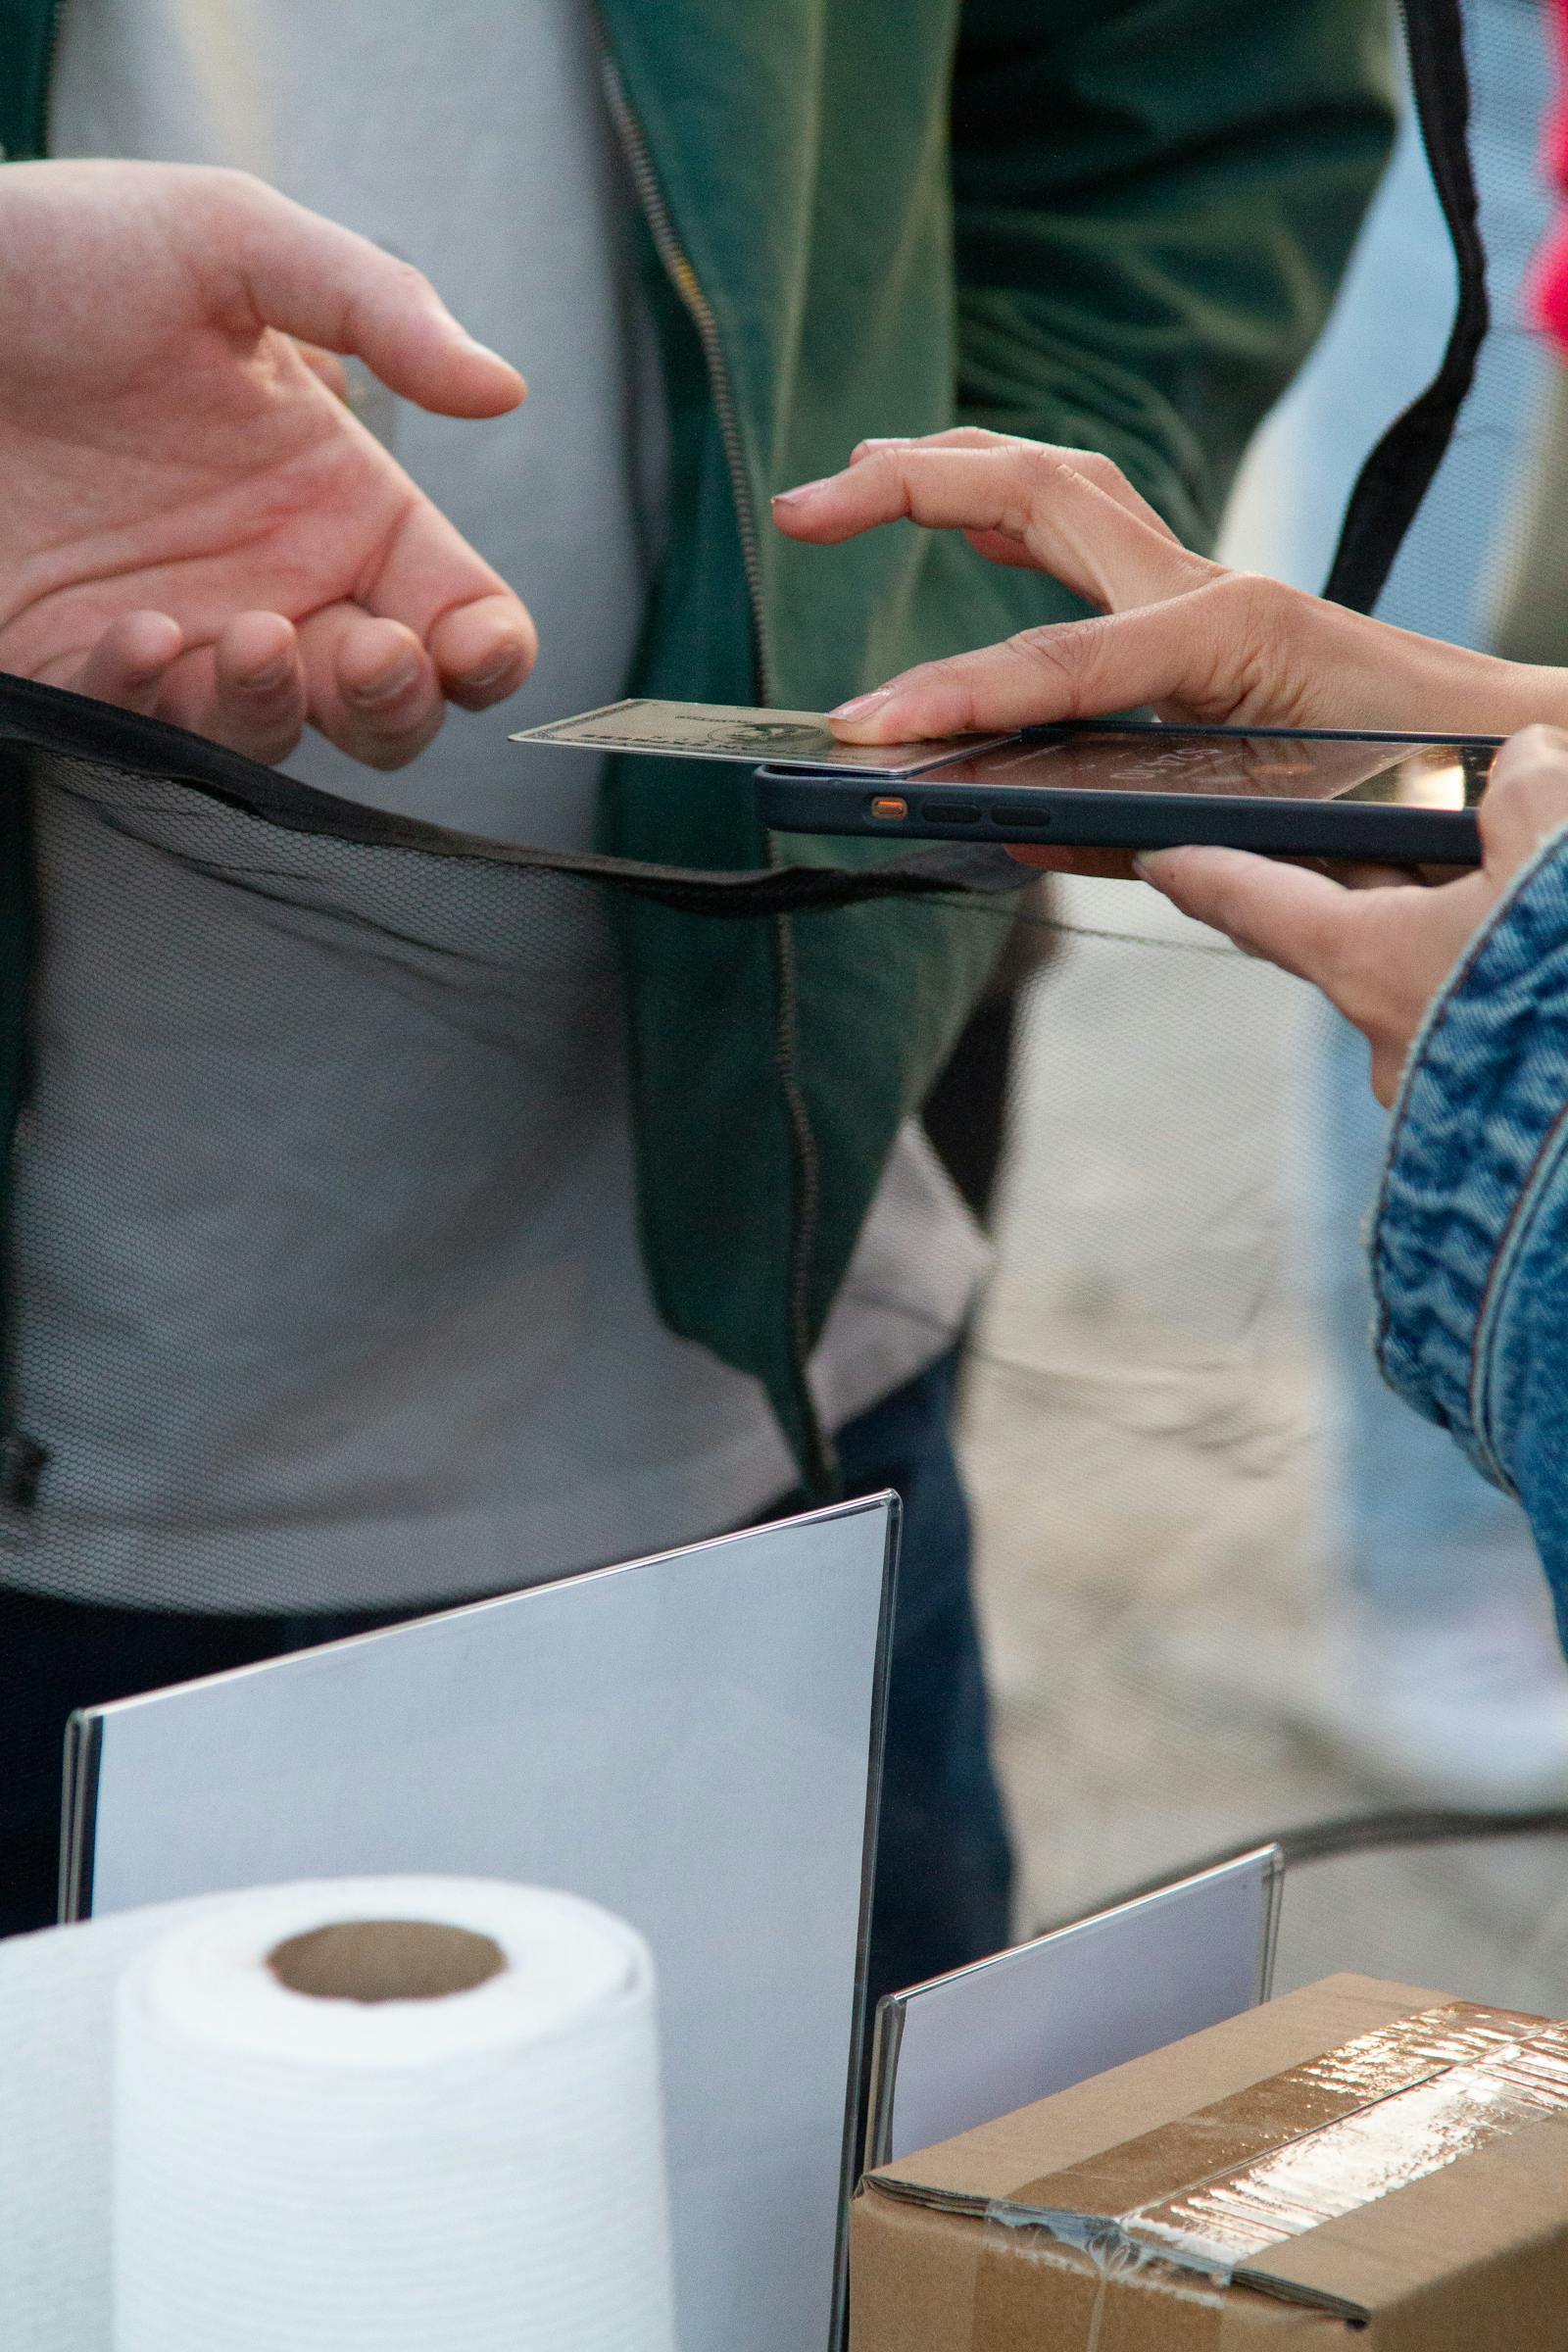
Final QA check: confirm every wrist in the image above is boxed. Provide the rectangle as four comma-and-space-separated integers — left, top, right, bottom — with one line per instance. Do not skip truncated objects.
1497, 660, 1568, 736
1423, 637, 1568, 737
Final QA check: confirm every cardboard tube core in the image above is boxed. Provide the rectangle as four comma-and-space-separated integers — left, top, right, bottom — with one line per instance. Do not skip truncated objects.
268, 1919, 507, 2003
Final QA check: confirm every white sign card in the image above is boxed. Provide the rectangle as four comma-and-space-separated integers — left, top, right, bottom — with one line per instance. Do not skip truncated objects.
62, 1497, 899, 2352
867, 1844, 1283, 2168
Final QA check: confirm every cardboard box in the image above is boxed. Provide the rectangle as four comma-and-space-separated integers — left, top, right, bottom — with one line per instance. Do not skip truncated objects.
852, 1973, 1568, 2350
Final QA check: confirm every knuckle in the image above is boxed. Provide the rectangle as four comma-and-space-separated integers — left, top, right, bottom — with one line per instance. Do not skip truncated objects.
1241, 575, 1292, 661
1069, 449, 1126, 496
858, 446, 907, 503
1214, 571, 1302, 705
205, 167, 284, 245
193, 167, 261, 246
1222, 569, 1286, 624
917, 659, 981, 731
1008, 445, 1080, 538
1025, 444, 1077, 494
1496, 721, 1568, 774
1005, 622, 1092, 714
1486, 727, 1568, 837
361, 727, 432, 771
1205, 871, 1259, 945
383, 254, 437, 309
208, 164, 267, 209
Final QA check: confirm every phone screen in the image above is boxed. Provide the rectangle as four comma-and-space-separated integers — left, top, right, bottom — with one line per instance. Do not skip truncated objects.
932, 729, 1494, 808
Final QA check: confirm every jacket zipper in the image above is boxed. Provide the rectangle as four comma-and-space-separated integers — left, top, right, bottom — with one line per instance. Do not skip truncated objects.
595, 40, 772, 704
596, 33, 835, 1492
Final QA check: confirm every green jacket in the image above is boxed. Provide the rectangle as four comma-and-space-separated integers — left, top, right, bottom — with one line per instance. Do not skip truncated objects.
0, 0, 1393, 1488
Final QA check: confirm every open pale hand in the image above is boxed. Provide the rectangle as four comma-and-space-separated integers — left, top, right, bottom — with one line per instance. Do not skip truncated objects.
0, 160, 538, 766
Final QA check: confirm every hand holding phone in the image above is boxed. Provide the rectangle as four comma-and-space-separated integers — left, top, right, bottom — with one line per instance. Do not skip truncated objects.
756, 720, 1497, 868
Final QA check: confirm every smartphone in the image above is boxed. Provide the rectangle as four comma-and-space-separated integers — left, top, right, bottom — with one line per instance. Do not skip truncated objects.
756, 720, 1501, 865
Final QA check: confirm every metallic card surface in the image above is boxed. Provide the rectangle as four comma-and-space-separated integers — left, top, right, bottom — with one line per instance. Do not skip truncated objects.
512, 697, 1013, 776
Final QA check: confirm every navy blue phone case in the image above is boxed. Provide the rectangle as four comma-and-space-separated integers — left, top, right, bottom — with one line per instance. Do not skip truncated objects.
756, 720, 1500, 865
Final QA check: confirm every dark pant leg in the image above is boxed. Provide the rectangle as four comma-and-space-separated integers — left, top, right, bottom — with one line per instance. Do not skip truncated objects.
920, 992, 1018, 1228
834, 1348, 1014, 2008
0, 1589, 284, 1936
0, 1589, 392, 1937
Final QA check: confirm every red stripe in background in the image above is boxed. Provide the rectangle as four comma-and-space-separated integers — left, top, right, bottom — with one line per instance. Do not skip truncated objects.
1534, 0, 1568, 350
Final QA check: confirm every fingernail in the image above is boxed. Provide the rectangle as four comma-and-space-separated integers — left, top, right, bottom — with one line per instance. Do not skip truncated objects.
457, 336, 525, 398
245, 653, 294, 693
464, 650, 521, 693
855, 438, 911, 453
352, 659, 422, 706
830, 687, 895, 721
772, 478, 832, 508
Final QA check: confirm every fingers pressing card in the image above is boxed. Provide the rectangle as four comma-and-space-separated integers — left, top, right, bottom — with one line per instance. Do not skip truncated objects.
512, 697, 1015, 777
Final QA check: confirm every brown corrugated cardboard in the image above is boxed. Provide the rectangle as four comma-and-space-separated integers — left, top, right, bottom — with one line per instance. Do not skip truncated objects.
851, 1974, 1568, 2351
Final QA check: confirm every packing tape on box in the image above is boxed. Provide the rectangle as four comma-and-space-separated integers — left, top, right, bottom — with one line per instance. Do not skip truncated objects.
967, 2001, 1568, 2349
0, 1876, 677, 2352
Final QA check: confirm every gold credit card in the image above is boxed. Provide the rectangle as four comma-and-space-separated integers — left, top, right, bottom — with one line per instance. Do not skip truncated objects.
511, 698, 1015, 777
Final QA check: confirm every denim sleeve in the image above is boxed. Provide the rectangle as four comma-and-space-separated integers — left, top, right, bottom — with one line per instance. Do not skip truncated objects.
1372, 827, 1568, 1646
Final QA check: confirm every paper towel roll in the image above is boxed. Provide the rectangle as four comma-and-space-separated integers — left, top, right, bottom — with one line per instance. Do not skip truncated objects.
110, 1877, 674, 2352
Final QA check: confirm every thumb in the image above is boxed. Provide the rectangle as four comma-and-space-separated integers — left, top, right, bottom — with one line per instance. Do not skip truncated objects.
1136, 844, 1355, 988
209, 173, 526, 419
1477, 724, 1568, 881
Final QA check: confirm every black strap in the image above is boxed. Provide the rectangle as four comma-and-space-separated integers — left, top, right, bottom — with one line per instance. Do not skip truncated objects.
0, 668, 1034, 917
1323, 0, 1491, 612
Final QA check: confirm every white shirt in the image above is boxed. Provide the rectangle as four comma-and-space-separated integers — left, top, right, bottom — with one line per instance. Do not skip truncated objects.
19, 0, 986, 1612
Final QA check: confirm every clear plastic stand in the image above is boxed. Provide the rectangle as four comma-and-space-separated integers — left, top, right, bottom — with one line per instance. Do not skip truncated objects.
867, 1843, 1283, 2170
64, 1496, 899, 2352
